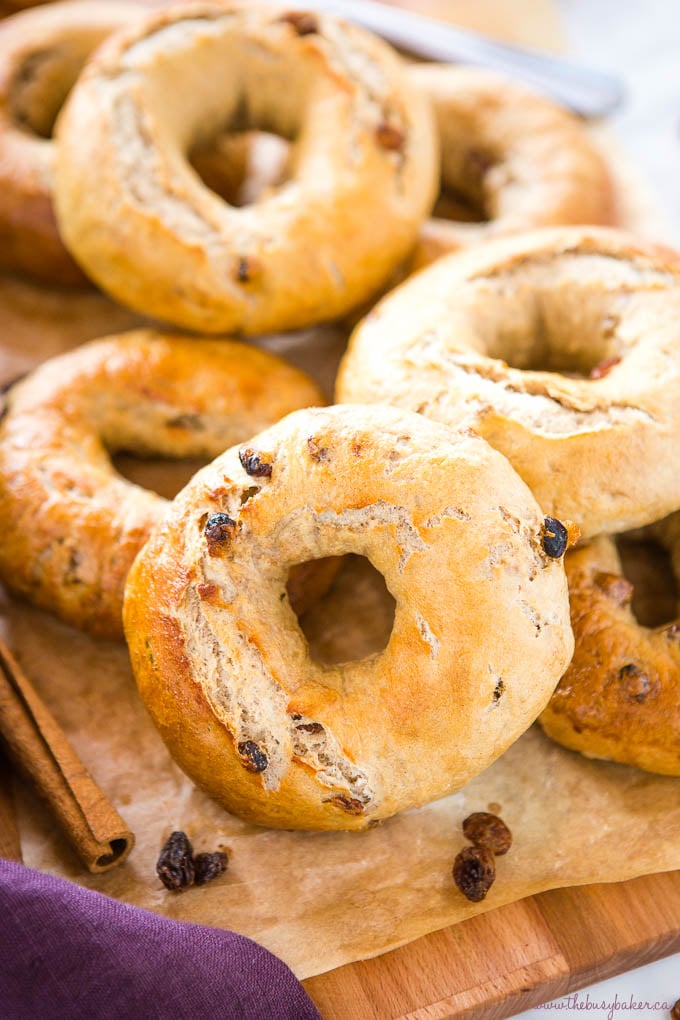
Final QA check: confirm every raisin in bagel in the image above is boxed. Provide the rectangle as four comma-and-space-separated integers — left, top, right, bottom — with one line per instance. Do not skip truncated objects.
539, 523, 680, 775
0, 0, 140, 285
409, 65, 614, 268
53, 4, 437, 335
123, 404, 574, 831
337, 227, 680, 539
0, 330, 325, 639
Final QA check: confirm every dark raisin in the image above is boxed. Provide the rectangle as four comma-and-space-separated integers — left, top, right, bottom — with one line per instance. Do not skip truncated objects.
237, 740, 268, 773
297, 722, 324, 734
462, 812, 512, 856
239, 447, 273, 477
375, 122, 404, 151
326, 795, 364, 815
235, 255, 259, 283
542, 517, 568, 558
618, 663, 654, 702
193, 851, 228, 886
156, 831, 195, 891
279, 11, 318, 34
452, 845, 496, 902
204, 513, 236, 555
492, 679, 504, 703
595, 571, 634, 606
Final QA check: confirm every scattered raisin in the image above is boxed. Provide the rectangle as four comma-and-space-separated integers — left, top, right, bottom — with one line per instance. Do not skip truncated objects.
156, 831, 195, 891
239, 447, 273, 477
590, 356, 621, 380
452, 845, 496, 902
279, 11, 318, 34
618, 663, 654, 702
193, 851, 228, 886
462, 812, 512, 856
375, 122, 404, 151
204, 513, 236, 556
492, 679, 504, 703
542, 517, 568, 558
595, 571, 634, 606
237, 740, 268, 773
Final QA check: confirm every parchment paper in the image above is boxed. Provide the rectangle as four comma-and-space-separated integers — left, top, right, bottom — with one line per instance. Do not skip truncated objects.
1, 0, 679, 983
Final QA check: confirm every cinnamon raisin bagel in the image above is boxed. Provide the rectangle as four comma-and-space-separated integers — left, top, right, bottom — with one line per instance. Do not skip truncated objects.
539, 523, 680, 776
53, 4, 437, 334
0, 330, 325, 639
337, 227, 680, 539
409, 65, 614, 268
123, 404, 574, 830
0, 0, 140, 285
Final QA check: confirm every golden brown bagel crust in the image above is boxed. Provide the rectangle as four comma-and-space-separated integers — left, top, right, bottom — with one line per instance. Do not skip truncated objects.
0, 0, 140, 285
337, 227, 680, 539
539, 528, 680, 775
409, 65, 615, 268
0, 330, 324, 639
53, 4, 438, 334
123, 404, 574, 831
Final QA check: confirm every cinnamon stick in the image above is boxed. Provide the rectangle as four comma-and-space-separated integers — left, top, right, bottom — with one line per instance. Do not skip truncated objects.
0, 638, 134, 873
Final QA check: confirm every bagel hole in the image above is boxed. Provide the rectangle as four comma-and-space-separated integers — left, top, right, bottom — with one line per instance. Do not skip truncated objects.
290, 555, 396, 667
190, 130, 292, 207
485, 309, 620, 378
112, 455, 208, 500
436, 147, 497, 224
11, 48, 88, 139
615, 535, 679, 627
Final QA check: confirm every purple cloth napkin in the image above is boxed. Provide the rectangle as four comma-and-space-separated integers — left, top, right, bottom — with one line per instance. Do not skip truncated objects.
0, 859, 322, 1020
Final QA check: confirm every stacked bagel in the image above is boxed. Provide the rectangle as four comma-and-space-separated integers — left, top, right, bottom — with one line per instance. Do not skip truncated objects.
0, 0, 675, 834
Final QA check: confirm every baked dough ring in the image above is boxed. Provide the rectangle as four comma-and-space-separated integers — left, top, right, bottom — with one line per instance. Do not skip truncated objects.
0, 330, 325, 639
123, 404, 574, 831
337, 227, 680, 539
409, 65, 614, 268
539, 525, 680, 775
53, 4, 437, 335
0, 0, 140, 285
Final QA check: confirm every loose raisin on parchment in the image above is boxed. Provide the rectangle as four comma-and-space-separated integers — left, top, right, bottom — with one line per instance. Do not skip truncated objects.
156, 831, 195, 891
462, 812, 513, 856
452, 845, 496, 902
194, 851, 228, 886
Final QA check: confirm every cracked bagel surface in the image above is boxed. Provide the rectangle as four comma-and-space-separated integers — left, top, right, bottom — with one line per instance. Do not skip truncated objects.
337, 227, 680, 539
123, 404, 574, 831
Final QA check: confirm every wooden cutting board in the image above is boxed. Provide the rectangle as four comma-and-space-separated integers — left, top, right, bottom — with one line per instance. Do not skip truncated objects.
300, 2, 680, 1018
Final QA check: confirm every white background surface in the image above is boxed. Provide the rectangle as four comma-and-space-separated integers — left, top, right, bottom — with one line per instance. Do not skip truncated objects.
516, 3, 679, 1016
